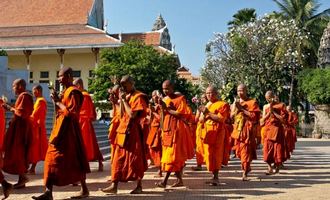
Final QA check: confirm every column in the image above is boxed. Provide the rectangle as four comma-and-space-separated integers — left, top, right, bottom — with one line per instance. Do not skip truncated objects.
23, 50, 32, 70
91, 47, 100, 68
57, 49, 65, 68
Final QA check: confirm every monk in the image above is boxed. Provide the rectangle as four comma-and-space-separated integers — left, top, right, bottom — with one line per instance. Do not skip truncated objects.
198, 86, 230, 185
0, 98, 13, 199
192, 93, 207, 171
73, 78, 104, 171
285, 106, 298, 154
2, 79, 33, 188
261, 91, 287, 175
108, 85, 120, 163
101, 75, 148, 194
28, 85, 48, 174
146, 90, 163, 177
155, 80, 194, 188
32, 67, 90, 200
231, 84, 260, 181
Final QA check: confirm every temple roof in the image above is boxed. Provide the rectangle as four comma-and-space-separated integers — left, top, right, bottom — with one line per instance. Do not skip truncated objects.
110, 32, 161, 46
0, 0, 94, 27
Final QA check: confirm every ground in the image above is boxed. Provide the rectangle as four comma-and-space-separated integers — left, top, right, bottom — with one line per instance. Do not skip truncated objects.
2, 138, 330, 200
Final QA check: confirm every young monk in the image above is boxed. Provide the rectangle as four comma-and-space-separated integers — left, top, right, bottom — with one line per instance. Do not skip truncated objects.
101, 75, 148, 194
285, 106, 298, 155
261, 91, 287, 175
155, 80, 194, 188
28, 85, 48, 174
2, 79, 33, 188
146, 90, 163, 177
73, 78, 104, 171
32, 67, 90, 200
0, 98, 13, 199
231, 84, 260, 181
198, 86, 230, 185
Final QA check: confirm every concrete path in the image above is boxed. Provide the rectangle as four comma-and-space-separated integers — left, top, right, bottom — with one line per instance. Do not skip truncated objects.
3, 138, 330, 200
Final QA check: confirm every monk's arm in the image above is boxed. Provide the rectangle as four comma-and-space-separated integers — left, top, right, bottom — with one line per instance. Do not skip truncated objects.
121, 99, 133, 118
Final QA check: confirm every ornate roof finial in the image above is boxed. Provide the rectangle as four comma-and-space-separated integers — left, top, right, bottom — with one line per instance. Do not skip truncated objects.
152, 14, 166, 31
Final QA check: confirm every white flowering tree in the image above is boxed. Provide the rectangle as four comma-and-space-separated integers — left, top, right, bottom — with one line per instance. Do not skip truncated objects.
201, 15, 308, 105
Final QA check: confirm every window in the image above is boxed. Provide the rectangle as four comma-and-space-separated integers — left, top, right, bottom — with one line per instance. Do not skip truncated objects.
39, 80, 49, 84
40, 71, 49, 78
29, 80, 33, 83
30, 72, 33, 79
72, 70, 81, 78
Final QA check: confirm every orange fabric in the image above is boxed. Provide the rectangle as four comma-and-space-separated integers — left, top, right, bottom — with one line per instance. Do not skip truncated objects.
109, 104, 120, 163
111, 90, 148, 182
232, 99, 260, 172
3, 92, 34, 175
285, 111, 298, 154
263, 103, 287, 165
28, 97, 48, 164
79, 91, 103, 162
146, 105, 162, 167
195, 121, 205, 165
44, 86, 90, 186
202, 101, 230, 172
161, 95, 194, 172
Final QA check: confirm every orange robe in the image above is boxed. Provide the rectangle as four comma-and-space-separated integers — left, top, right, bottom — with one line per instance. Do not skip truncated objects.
44, 86, 90, 186
79, 91, 103, 162
231, 99, 260, 173
161, 95, 194, 172
3, 92, 33, 175
195, 120, 205, 166
263, 103, 287, 165
109, 104, 120, 163
201, 101, 230, 172
146, 105, 162, 167
111, 90, 148, 182
285, 111, 298, 154
28, 97, 48, 164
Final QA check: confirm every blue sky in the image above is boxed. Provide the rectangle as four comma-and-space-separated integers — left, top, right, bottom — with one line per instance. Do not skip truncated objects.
104, 0, 330, 75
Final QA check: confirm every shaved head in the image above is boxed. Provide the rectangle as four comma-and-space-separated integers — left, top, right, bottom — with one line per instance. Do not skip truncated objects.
120, 75, 135, 93
120, 75, 134, 85
73, 78, 84, 90
13, 79, 26, 89
237, 83, 248, 100
206, 85, 218, 102
12, 78, 26, 95
162, 80, 175, 96
59, 67, 73, 77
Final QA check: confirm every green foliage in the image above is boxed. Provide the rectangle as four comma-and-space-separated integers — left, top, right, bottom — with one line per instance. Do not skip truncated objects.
298, 68, 330, 104
228, 8, 257, 29
0, 49, 7, 56
89, 41, 199, 105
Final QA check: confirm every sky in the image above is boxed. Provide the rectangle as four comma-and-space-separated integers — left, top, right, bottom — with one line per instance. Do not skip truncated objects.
104, 0, 330, 76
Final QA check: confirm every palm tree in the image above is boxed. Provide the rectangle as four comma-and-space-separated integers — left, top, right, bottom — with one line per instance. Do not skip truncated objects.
228, 8, 257, 28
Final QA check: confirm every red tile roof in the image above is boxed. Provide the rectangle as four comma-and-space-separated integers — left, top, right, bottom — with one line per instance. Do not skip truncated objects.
0, 0, 94, 27
110, 32, 161, 46
0, 24, 121, 50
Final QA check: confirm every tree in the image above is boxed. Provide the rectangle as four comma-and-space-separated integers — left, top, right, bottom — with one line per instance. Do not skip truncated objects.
228, 8, 257, 29
273, 0, 330, 67
202, 16, 308, 105
89, 41, 198, 108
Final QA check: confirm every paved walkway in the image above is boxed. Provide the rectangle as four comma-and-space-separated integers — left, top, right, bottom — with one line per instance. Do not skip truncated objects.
3, 138, 330, 200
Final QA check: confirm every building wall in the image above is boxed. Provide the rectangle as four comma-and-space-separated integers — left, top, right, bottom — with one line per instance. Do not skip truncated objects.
8, 52, 95, 90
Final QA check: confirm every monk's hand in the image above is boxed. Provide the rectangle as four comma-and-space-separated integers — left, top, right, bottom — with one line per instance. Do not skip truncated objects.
2, 103, 12, 111
160, 100, 167, 110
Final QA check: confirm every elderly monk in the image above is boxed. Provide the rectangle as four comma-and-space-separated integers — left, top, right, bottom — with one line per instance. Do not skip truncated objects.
146, 90, 163, 177
155, 80, 194, 188
32, 67, 90, 200
261, 91, 287, 175
28, 85, 48, 174
231, 84, 260, 181
73, 78, 104, 171
198, 86, 230, 185
2, 79, 33, 188
108, 85, 120, 164
285, 106, 298, 154
192, 93, 207, 171
101, 75, 148, 194
0, 98, 13, 199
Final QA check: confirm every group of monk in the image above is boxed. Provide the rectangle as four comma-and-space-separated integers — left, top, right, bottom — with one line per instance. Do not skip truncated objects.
0, 66, 299, 200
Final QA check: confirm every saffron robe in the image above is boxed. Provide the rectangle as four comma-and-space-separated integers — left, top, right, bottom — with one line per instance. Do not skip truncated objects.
146, 105, 162, 167
195, 120, 205, 166
3, 92, 33, 175
161, 95, 194, 172
285, 111, 298, 154
111, 90, 148, 182
0, 100, 5, 152
202, 101, 230, 172
79, 91, 103, 162
44, 86, 90, 186
263, 103, 287, 165
109, 104, 120, 163
28, 97, 48, 164
231, 99, 260, 172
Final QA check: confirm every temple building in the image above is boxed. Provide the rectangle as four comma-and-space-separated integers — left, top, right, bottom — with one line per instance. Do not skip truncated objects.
0, 0, 175, 91
177, 66, 201, 86
318, 21, 330, 68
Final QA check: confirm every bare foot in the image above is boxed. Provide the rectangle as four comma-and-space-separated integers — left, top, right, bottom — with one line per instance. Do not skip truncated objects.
98, 162, 104, 172
70, 189, 89, 199
171, 181, 184, 187
155, 181, 166, 188
1, 180, 13, 200
13, 176, 29, 189
100, 185, 117, 194
31, 191, 53, 200
130, 186, 142, 194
